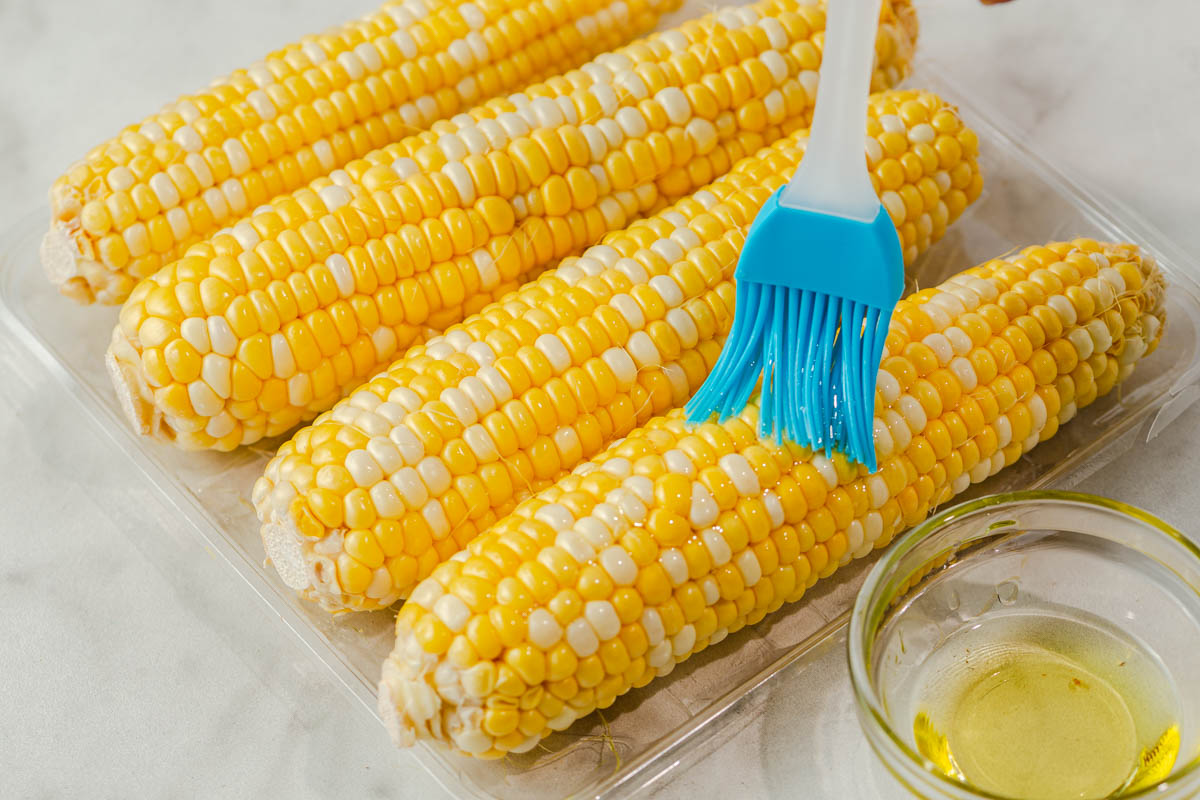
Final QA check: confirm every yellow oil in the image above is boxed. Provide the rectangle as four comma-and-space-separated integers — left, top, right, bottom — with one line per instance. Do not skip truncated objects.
911, 612, 1179, 799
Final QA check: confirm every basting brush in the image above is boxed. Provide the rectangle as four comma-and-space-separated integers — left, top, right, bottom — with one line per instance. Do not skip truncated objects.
684, 0, 903, 471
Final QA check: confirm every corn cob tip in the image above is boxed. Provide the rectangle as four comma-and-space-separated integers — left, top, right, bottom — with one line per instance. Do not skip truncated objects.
106, 327, 163, 441
40, 225, 96, 304
262, 521, 310, 592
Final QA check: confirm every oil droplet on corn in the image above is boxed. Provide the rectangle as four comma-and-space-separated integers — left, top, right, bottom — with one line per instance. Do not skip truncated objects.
910, 612, 1180, 799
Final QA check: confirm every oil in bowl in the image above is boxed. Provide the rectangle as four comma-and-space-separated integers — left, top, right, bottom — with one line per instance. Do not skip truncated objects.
908, 611, 1180, 799
848, 492, 1200, 800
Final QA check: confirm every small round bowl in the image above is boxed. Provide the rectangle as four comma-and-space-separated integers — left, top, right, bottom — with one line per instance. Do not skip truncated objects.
848, 490, 1200, 799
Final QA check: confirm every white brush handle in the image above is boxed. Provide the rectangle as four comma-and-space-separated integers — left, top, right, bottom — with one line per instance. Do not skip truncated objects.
779, 0, 883, 222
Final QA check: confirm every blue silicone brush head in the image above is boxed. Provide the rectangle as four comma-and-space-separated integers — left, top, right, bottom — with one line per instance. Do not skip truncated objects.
684, 187, 904, 472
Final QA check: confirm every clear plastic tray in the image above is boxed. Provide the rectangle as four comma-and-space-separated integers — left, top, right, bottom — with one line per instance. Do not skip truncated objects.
3, 68, 1198, 800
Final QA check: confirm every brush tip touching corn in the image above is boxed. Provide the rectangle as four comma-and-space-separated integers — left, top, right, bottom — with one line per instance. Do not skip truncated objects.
375, 238, 1166, 758
250, 86, 978, 613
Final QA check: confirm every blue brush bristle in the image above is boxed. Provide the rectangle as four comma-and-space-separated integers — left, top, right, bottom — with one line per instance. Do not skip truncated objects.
685, 279, 890, 472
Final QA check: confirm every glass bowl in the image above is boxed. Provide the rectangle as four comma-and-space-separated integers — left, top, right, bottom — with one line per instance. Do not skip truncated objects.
848, 491, 1200, 799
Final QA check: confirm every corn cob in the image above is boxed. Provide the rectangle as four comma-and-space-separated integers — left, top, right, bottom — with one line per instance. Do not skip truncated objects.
44, 0, 677, 305
251, 89, 980, 612
106, 0, 919, 452
377, 239, 1166, 757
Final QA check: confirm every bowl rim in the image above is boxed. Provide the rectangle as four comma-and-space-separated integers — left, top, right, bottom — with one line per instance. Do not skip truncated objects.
846, 489, 1200, 799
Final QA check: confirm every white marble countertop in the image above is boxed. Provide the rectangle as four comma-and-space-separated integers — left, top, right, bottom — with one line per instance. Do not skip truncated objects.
2, 1, 1199, 797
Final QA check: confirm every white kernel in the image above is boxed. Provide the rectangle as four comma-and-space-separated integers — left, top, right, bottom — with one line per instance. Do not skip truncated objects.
660, 548, 688, 586
439, 386, 477, 427
627, 331, 660, 369
864, 136, 884, 167
876, 369, 901, 404
222, 139, 250, 176
898, 394, 927, 433
555, 529, 594, 563
417, 457, 452, 496
466, 340, 496, 368
408, 579, 444, 610
672, 624, 696, 657
650, 238, 684, 266
615, 258, 648, 284
148, 172, 180, 210
527, 609, 563, 650
922, 333, 953, 365
363, 437, 402, 474
868, 475, 890, 509
1029, 393, 1048, 432
566, 617, 599, 657
422, 500, 450, 539
648, 274, 684, 308
663, 449, 695, 478
648, 639, 673, 669
462, 424, 498, 463
180, 318, 210, 354
575, 518, 613, 550
475, 365, 513, 404
138, 121, 165, 141
318, 184, 351, 212
207, 316, 237, 356
874, 418, 895, 459
736, 549, 762, 587
607, 487, 648, 524
433, 593, 470, 633
908, 123, 935, 144
535, 333, 571, 374
699, 576, 720, 606
202, 186, 229, 221
881, 190, 906, 225
389, 467, 428, 509
689, 484, 719, 528
1067, 327, 1095, 361
442, 162, 475, 205
884, 409, 912, 451
943, 326, 972, 355
390, 29, 417, 59
702, 529, 732, 566
336, 50, 365, 81
623, 475, 654, 504
1048, 294, 1078, 327
763, 491, 784, 528
994, 415, 1013, 449
535, 503, 574, 533
1087, 318, 1114, 354
811, 454, 839, 490
591, 502, 626, 536
949, 357, 978, 392
585, 600, 621, 641
346, 449, 384, 487
369, 482, 404, 518
205, 411, 236, 438
201, 354, 231, 399
188, 380, 223, 417
312, 140, 335, 173
921, 303, 951, 331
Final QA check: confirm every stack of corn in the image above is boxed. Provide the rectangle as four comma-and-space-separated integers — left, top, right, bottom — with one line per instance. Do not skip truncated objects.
250, 88, 982, 611
376, 239, 1165, 757
44, 0, 680, 304
104, 0, 920, 451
